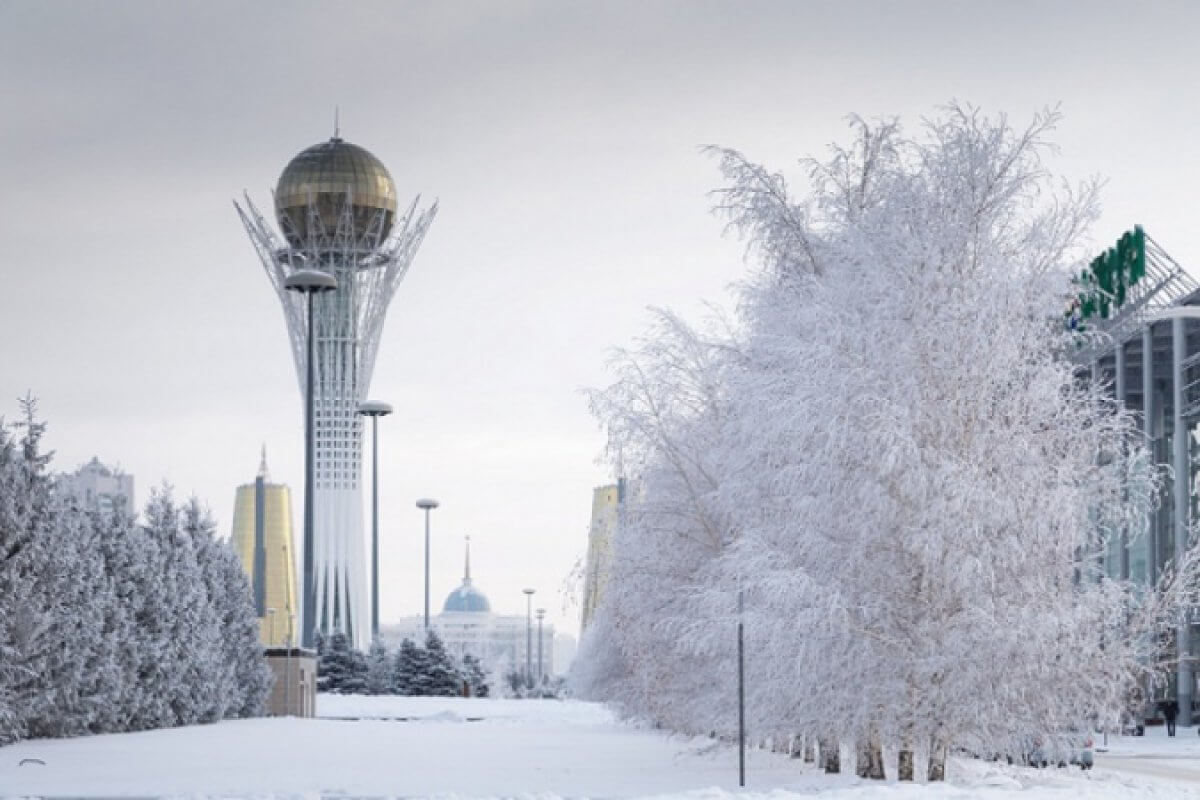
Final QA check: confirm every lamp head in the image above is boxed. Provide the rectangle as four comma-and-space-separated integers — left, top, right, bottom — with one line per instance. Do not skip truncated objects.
357, 400, 394, 417
283, 269, 338, 294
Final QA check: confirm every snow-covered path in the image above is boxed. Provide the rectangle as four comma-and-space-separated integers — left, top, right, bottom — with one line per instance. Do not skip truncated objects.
2, 696, 1200, 799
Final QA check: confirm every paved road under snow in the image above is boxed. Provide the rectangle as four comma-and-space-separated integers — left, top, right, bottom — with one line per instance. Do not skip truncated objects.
3, 697, 1200, 798
1100, 754, 1200, 783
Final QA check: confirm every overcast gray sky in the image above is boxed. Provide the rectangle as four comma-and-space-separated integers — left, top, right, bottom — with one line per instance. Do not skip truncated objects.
2, 0, 1198, 636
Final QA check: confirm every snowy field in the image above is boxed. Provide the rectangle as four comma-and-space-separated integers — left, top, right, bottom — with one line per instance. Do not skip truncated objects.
1, 696, 1199, 799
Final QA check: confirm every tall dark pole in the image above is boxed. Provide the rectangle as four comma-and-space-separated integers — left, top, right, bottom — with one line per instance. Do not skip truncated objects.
284, 269, 336, 649
358, 402, 392, 641
523, 588, 535, 686
371, 415, 379, 638
536, 608, 545, 683
738, 589, 745, 788
416, 498, 439, 630
304, 290, 316, 647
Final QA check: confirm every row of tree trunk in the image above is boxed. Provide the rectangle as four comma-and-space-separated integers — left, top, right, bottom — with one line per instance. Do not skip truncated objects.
785, 735, 945, 781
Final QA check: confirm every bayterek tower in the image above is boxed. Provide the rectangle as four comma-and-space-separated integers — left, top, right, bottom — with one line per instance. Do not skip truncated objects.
236, 134, 436, 649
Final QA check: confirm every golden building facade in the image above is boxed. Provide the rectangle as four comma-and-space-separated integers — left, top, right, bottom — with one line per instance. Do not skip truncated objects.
231, 450, 299, 647
580, 481, 622, 632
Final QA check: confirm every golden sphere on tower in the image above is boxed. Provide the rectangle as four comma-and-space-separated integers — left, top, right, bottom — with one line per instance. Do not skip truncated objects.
274, 137, 397, 248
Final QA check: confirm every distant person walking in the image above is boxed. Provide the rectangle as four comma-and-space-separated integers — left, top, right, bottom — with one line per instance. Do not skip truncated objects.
1162, 699, 1180, 736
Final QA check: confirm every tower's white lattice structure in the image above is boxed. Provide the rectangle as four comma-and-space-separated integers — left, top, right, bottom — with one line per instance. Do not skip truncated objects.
236, 136, 437, 649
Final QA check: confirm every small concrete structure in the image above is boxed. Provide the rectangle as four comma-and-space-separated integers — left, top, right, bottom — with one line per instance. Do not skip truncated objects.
264, 647, 317, 717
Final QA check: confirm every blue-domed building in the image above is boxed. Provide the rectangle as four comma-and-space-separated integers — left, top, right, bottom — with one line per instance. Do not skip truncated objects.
381, 538, 555, 679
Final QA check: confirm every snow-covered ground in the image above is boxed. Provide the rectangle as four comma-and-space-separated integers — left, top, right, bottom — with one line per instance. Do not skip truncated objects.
1, 696, 1199, 798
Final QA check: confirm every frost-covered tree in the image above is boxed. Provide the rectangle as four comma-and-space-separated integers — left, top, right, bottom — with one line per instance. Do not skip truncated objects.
319, 632, 366, 694
393, 637, 424, 696
0, 401, 56, 744
189, 500, 271, 717
0, 405, 271, 744
92, 503, 143, 732
365, 639, 393, 695
461, 653, 489, 698
411, 630, 463, 697
143, 486, 225, 724
578, 105, 1191, 781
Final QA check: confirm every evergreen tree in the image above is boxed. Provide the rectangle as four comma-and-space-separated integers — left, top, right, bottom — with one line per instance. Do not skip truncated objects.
24, 505, 111, 738
461, 653, 489, 698
365, 639, 392, 695
0, 402, 56, 743
412, 630, 462, 697
0, 404, 271, 744
188, 500, 270, 718
393, 638, 424, 696
319, 631, 360, 693
92, 503, 142, 732
144, 487, 223, 725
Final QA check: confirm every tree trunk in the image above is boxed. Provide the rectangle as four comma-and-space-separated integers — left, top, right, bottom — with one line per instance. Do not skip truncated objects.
897, 748, 914, 781
928, 738, 946, 782
855, 736, 885, 780
790, 734, 805, 759
820, 738, 840, 773
855, 740, 870, 778
804, 737, 815, 763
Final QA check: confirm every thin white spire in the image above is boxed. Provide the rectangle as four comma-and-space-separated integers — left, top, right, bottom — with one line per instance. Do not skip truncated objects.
464, 535, 471, 584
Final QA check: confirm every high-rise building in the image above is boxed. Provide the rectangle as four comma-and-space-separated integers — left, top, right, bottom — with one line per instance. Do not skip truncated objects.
230, 448, 299, 648
58, 456, 134, 515
237, 134, 437, 649
580, 480, 623, 632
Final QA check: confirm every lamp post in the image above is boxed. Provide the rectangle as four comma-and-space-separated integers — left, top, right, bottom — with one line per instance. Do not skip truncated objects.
358, 401, 393, 641
523, 588, 535, 686
287, 611, 295, 715
536, 608, 545, 684
284, 268, 337, 648
738, 589, 745, 787
267, 607, 276, 648
416, 498, 440, 629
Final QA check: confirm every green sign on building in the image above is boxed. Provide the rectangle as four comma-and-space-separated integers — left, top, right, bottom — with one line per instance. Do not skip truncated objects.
1068, 225, 1146, 330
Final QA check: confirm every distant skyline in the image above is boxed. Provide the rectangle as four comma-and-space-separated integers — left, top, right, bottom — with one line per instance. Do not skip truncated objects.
3, 1, 1198, 636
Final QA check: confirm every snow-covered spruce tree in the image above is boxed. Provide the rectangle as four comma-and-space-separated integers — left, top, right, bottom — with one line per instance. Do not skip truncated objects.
393, 637, 423, 696
92, 503, 144, 732
188, 499, 271, 717
143, 486, 225, 724
0, 404, 57, 744
21, 502, 112, 738
319, 632, 366, 694
365, 639, 393, 695
461, 653, 490, 697
414, 629, 464, 697
181, 500, 235, 722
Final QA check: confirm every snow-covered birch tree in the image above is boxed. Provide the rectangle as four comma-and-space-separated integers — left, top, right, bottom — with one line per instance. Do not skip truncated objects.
578, 105, 1189, 781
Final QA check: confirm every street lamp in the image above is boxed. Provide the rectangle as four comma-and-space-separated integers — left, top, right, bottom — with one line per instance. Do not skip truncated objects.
523, 588, 535, 686
416, 498, 440, 629
286, 611, 296, 716
284, 268, 337, 648
267, 607, 276, 648
536, 608, 545, 684
358, 400, 393, 641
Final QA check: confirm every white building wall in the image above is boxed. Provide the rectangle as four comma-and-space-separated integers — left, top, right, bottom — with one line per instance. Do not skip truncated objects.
382, 612, 556, 679
58, 457, 134, 515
